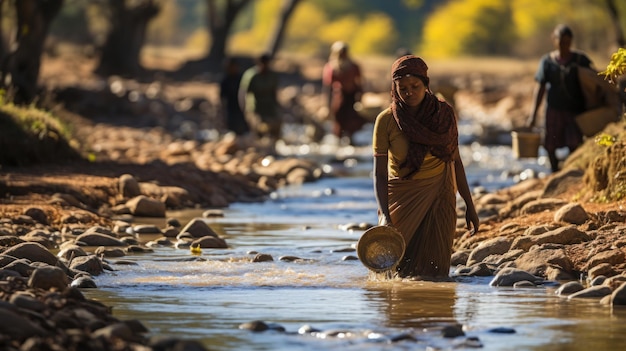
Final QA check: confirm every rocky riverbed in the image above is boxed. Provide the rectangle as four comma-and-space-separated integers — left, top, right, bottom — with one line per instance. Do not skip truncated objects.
1, 53, 626, 350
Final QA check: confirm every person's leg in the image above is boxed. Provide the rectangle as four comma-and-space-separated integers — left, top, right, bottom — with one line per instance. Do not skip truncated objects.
547, 150, 559, 172
544, 108, 564, 172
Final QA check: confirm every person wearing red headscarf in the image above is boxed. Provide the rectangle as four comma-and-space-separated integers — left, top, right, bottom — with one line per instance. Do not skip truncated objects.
372, 55, 479, 280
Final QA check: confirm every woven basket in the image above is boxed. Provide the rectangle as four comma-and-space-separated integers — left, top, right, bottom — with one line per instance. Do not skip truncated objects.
357, 226, 406, 273
575, 107, 619, 137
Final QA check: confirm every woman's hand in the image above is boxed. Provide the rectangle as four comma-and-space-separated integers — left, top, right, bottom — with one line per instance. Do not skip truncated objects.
378, 211, 393, 227
465, 207, 480, 236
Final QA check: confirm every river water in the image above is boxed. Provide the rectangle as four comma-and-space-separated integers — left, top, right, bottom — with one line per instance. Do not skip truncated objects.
83, 124, 626, 350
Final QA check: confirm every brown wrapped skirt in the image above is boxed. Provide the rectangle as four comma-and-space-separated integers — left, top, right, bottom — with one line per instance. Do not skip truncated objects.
382, 163, 457, 278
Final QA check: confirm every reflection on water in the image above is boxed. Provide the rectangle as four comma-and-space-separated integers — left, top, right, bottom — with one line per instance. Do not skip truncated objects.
84, 142, 626, 351
364, 281, 458, 330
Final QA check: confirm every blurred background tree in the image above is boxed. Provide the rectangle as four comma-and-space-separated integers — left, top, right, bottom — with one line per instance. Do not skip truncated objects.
0, 0, 625, 102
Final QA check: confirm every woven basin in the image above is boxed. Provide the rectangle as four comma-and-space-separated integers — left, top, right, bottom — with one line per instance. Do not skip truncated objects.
357, 226, 406, 273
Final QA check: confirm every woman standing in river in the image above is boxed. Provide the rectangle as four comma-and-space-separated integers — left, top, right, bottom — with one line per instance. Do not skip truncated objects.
372, 55, 479, 280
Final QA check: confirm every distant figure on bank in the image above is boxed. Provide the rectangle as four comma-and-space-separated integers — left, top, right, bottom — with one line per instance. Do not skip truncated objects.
220, 57, 250, 136
526, 24, 594, 172
239, 53, 281, 141
322, 41, 367, 145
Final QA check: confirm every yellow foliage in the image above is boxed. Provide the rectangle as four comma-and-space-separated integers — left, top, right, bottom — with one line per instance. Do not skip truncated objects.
599, 48, 626, 84
284, 2, 328, 53
184, 28, 210, 56
511, 0, 564, 39
229, 0, 280, 55
319, 15, 361, 48
350, 13, 397, 55
420, 0, 512, 59
253, 0, 281, 39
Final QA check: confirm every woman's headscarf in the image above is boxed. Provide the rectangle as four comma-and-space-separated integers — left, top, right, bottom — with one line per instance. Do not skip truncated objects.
390, 55, 458, 177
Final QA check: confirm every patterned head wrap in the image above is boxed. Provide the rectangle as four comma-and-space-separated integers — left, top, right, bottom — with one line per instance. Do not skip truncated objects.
391, 55, 429, 86
390, 55, 458, 177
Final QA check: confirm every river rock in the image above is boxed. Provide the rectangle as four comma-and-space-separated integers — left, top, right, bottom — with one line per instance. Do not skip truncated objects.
513, 280, 536, 288
95, 246, 126, 257
610, 282, 626, 305
520, 198, 567, 215
514, 246, 573, 277
70, 255, 104, 275
604, 275, 626, 290
451, 250, 470, 266
0, 308, 49, 339
4, 259, 35, 277
253, 253, 274, 262
541, 169, 584, 197
126, 195, 166, 217
10, 292, 47, 312
588, 263, 616, 280
489, 268, 543, 287
71, 275, 98, 288
162, 226, 180, 238
179, 218, 220, 238
75, 232, 127, 247
510, 226, 591, 251
568, 285, 612, 299
22, 229, 57, 249
555, 281, 584, 296
23, 207, 48, 225
3, 242, 59, 266
92, 320, 149, 342
191, 236, 227, 249
119, 173, 141, 198
467, 237, 513, 266
57, 244, 87, 261
554, 203, 589, 225
0, 235, 24, 246
466, 262, 495, 276
586, 249, 626, 270
28, 265, 69, 290
132, 224, 162, 234
590, 275, 607, 286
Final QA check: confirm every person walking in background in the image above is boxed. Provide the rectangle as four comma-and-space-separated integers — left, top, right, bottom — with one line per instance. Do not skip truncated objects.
322, 41, 367, 145
220, 57, 250, 136
527, 24, 594, 172
239, 53, 281, 143
372, 55, 479, 281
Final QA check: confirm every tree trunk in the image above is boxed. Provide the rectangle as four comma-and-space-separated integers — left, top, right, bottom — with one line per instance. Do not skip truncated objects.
2, 0, 63, 104
205, 0, 251, 64
0, 0, 4, 63
605, 0, 625, 48
96, 0, 160, 77
266, 0, 301, 58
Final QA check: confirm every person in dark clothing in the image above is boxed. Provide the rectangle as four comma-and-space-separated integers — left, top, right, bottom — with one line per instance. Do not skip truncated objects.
220, 57, 250, 136
527, 24, 594, 172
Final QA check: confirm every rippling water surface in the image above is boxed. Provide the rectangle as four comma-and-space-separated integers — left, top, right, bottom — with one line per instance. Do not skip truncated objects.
84, 124, 626, 350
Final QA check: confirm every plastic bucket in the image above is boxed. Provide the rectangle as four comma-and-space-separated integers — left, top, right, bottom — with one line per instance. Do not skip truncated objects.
511, 131, 541, 159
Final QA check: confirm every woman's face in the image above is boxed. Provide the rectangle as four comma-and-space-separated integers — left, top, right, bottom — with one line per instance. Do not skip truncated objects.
395, 75, 426, 107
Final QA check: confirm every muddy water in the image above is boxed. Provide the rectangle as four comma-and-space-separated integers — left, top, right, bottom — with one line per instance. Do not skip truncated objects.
84, 133, 626, 350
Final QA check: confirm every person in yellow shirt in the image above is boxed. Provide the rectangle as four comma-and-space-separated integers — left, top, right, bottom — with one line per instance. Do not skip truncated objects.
372, 55, 479, 280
